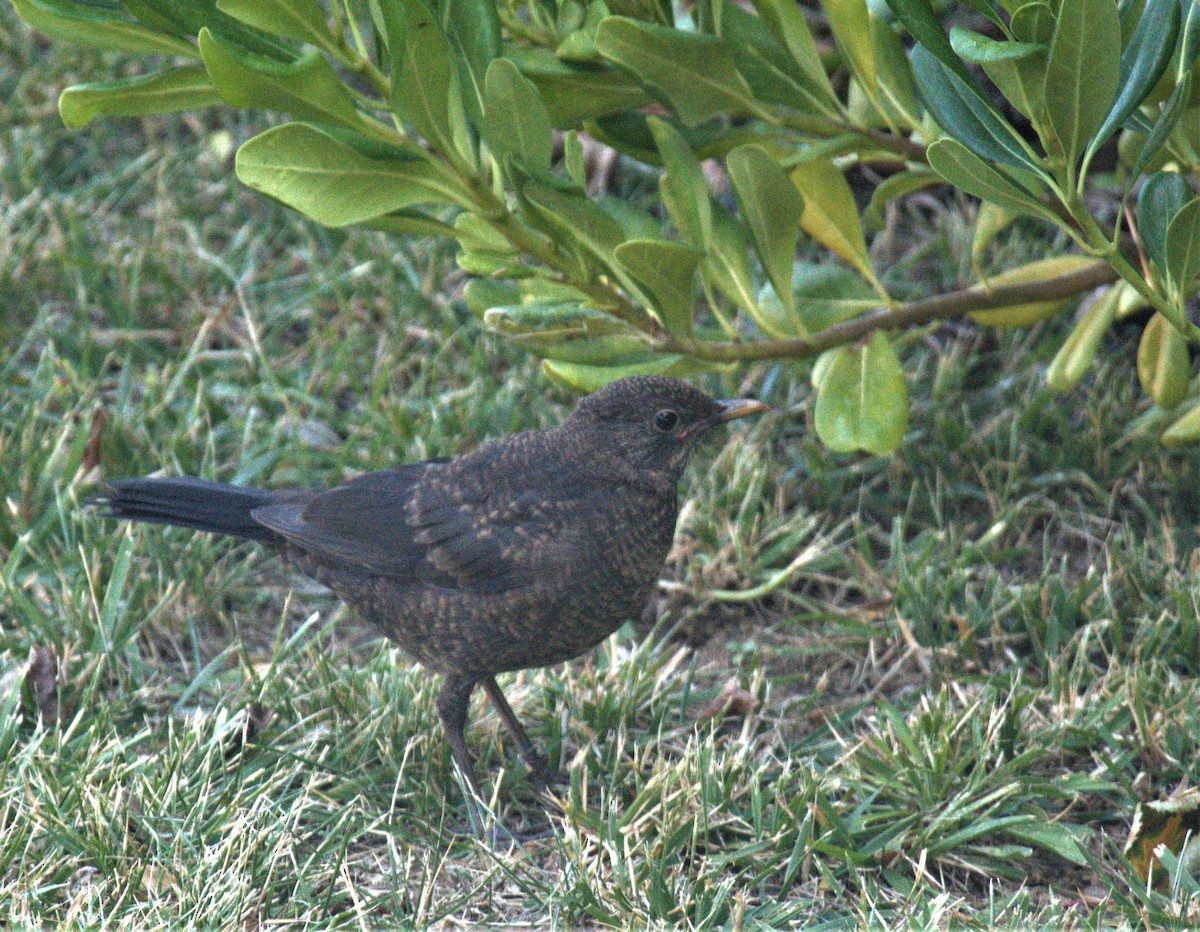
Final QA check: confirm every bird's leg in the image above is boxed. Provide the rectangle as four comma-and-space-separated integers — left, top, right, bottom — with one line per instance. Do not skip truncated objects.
480, 676, 560, 789
435, 675, 492, 836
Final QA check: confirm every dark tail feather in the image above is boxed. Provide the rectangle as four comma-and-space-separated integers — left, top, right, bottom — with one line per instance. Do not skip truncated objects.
94, 477, 282, 544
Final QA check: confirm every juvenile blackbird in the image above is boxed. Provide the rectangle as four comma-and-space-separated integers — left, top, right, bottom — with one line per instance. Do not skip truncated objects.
96, 376, 767, 822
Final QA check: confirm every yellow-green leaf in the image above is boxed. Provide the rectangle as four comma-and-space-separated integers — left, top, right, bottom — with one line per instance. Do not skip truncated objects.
1138, 312, 1191, 409
613, 240, 704, 338
1044, 0, 1121, 168
1163, 398, 1200, 446
814, 331, 909, 454
1045, 285, 1120, 393
59, 65, 220, 129
969, 255, 1096, 327
790, 158, 878, 289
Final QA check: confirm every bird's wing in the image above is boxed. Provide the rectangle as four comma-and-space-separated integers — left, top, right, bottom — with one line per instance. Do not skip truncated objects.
250, 454, 591, 594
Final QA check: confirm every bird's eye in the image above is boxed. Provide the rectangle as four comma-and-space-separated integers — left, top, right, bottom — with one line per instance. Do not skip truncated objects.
654, 409, 679, 432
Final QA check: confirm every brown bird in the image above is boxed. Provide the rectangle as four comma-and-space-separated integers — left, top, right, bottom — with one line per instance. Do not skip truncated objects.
96, 376, 766, 828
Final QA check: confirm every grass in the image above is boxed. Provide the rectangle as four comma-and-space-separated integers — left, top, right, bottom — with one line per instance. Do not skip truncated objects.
5, 7, 1200, 928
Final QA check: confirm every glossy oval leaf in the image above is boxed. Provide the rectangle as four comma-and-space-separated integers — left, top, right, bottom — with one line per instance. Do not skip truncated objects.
613, 240, 704, 338
1138, 312, 1191, 408
1044, 0, 1121, 168
483, 58, 553, 177
595, 17, 757, 126
814, 331, 909, 454
235, 123, 473, 226
59, 65, 221, 129
1045, 284, 1120, 393
728, 145, 804, 324
825, 0, 877, 94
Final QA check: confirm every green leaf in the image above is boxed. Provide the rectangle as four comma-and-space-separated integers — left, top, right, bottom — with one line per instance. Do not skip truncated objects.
199, 29, 364, 129
926, 138, 1057, 223
216, 0, 332, 48
1009, 1, 1055, 43
59, 65, 220, 129
746, 0, 841, 114
595, 16, 757, 126
911, 46, 1041, 172
1087, 0, 1180, 158
12, 0, 198, 57
790, 158, 879, 289
1138, 312, 1191, 408
391, 2, 473, 166
648, 117, 712, 247
871, 14, 921, 127
522, 179, 625, 271
727, 146, 804, 324
484, 302, 647, 364
883, 0, 990, 98
483, 59, 553, 177
235, 123, 473, 226
510, 47, 651, 127
613, 240, 704, 337
971, 201, 1016, 270
1180, 0, 1200, 81
1138, 171, 1192, 277
703, 207, 759, 316
1044, 0, 1121, 169
438, 0, 502, 127
1045, 284, 1120, 393
1163, 397, 1200, 446
368, 0, 405, 55
1004, 822, 1089, 866
814, 331, 909, 454
824, 0, 877, 94
755, 263, 881, 338
949, 28, 1041, 63
718, 3, 842, 118
1165, 197, 1200, 299
865, 169, 941, 231
542, 355, 723, 393
1126, 75, 1192, 181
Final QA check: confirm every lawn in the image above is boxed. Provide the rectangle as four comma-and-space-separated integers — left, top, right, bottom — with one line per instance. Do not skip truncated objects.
4, 5, 1200, 928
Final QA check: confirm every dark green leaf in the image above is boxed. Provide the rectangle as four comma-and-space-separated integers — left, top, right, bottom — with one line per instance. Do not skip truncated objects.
1044, 0, 1121, 168
1127, 74, 1191, 180
911, 45, 1041, 171
1138, 171, 1192, 276
746, 0, 840, 111
59, 65, 220, 129
511, 47, 651, 127
864, 168, 941, 231
439, 0, 501, 127
1088, 0, 1180, 157
884, 0, 990, 99
595, 16, 757, 126
1165, 197, 1200, 298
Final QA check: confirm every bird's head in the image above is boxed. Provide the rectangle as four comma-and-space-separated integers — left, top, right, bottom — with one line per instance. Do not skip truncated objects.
568, 376, 768, 485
